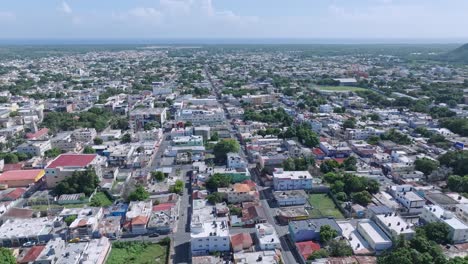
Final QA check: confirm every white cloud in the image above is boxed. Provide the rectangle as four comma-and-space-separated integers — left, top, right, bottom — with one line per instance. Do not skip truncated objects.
59, 1, 73, 14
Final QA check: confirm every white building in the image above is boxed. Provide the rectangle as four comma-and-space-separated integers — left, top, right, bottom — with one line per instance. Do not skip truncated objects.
390, 185, 425, 214
16, 140, 52, 156
273, 190, 308, 207
176, 108, 225, 125
255, 223, 281, 250
99, 130, 122, 141
356, 220, 392, 251
319, 104, 333, 113
374, 213, 416, 240
152, 82, 172, 95
227, 152, 247, 169
72, 128, 97, 143
455, 204, 468, 224
421, 205, 468, 244
272, 169, 313, 191
191, 220, 230, 255
218, 182, 258, 203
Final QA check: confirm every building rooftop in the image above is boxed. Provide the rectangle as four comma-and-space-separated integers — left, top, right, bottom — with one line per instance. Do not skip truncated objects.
47, 154, 97, 169
191, 220, 229, 238
0, 169, 44, 182
425, 205, 468, 230
357, 220, 391, 245
289, 218, 341, 234
0, 217, 54, 239
234, 250, 281, 264
375, 214, 414, 235
273, 169, 312, 180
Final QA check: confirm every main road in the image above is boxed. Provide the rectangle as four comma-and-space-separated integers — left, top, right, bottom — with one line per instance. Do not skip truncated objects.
205, 65, 299, 264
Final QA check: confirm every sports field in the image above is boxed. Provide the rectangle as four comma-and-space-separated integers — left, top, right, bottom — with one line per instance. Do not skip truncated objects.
307, 193, 344, 219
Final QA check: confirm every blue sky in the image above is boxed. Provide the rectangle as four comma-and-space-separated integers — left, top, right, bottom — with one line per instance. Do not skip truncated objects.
0, 0, 467, 40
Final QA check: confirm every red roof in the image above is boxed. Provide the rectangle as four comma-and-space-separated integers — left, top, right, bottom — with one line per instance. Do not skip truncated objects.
312, 148, 325, 155
0, 169, 44, 182
153, 203, 175, 212
333, 158, 346, 164
132, 215, 148, 226
2, 163, 24, 171
26, 128, 49, 140
296, 241, 321, 260
47, 154, 97, 169
2, 188, 26, 200
230, 233, 253, 249
19, 245, 45, 263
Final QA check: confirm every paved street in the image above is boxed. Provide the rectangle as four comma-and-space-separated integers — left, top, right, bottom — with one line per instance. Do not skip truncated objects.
206, 66, 299, 264
171, 175, 191, 264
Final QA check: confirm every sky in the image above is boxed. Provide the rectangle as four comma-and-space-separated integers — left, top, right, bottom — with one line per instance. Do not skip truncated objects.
0, 0, 467, 41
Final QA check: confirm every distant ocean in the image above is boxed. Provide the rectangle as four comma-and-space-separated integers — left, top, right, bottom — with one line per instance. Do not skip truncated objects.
0, 38, 466, 45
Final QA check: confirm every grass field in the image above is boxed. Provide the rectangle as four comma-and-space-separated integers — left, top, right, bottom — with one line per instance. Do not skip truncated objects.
90, 192, 113, 207
307, 193, 344, 219
106, 241, 168, 264
313, 85, 367, 92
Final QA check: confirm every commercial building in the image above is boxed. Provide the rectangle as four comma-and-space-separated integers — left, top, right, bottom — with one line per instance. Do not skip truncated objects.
421, 205, 468, 244
17, 140, 52, 156
191, 220, 230, 255
356, 220, 392, 251
374, 213, 415, 240
0, 169, 45, 188
45, 154, 102, 188
176, 108, 225, 126
272, 169, 313, 191
129, 108, 167, 130
390, 185, 425, 214
0, 217, 55, 247
72, 128, 97, 143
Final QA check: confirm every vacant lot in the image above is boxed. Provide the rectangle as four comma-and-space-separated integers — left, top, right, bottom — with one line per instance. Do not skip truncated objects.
314, 85, 367, 92
106, 241, 168, 264
308, 193, 344, 219
90, 192, 113, 207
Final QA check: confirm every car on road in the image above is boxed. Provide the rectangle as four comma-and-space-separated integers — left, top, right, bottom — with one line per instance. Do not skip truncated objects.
22, 241, 35, 247
148, 233, 160, 237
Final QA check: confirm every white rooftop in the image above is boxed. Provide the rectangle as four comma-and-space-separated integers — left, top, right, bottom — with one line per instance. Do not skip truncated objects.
273, 169, 312, 180
376, 214, 415, 235
357, 221, 391, 244
191, 220, 229, 238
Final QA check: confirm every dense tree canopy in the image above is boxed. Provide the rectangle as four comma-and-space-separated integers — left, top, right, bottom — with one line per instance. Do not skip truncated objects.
282, 156, 315, 171
282, 123, 319, 147
319, 225, 338, 243
206, 173, 232, 191
213, 139, 240, 163
54, 168, 99, 196
415, 158, 439, 176
446, 175, 468, 194
0, 248, 15, 264
127, 185, 150, 201
42, 107, 112, 132
243, 108, 293, 126
438, 151, 468, 176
